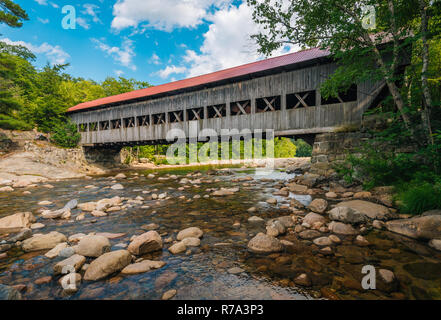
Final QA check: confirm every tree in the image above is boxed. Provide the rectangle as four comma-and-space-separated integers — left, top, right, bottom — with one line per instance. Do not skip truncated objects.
101, 77, 151, 96
248, 0, 439, 145
0, 0, 28, 27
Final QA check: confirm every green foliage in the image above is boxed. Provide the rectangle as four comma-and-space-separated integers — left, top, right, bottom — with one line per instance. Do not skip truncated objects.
0, 114, 31, 130
50, 121, 81, 148
397, 181, 441, 214
0, 0, 29, 28
274, 137, 296, 158
293, 139, 312, 157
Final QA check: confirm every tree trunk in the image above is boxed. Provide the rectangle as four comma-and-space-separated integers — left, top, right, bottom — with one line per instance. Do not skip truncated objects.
419, 0, 434, 145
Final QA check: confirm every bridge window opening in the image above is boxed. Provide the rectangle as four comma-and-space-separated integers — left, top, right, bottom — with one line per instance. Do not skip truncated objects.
207, 104, 226, 118
153, 113, 166, 125
123, 117, 136, 128
137, 115, 150, 127
79, 123, 88, 132
187, 107, 203, 121
321, 84, 357, 105
111, 119, 121, 129
256, 96, 281, 112
230, 100, 251, 116
169, 111, 183, 123
99, 121, 109, 130
286, 90, 316, 109
89, 122, 98, 131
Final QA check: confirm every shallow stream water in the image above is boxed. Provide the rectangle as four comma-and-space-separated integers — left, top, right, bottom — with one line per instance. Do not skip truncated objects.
1, 166, 441, 300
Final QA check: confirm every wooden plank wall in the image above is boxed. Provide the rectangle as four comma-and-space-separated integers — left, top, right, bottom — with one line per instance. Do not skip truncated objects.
69, 62, 380, 145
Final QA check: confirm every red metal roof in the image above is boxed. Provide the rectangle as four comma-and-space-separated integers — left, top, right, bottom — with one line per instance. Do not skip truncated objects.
67, 47, 330, 113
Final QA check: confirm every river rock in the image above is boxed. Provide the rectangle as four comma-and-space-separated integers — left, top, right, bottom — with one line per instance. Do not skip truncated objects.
128, 231, 163, 255
266, 220, 286, 237
313, 237, 333, 246
0, 284, 21, 300
115, 173, 126, 179
379, 269, 395, 283
63, 199, 78, 210
429, 239, 441, 251
22, 231, 67, 252
121, 260, 166, 274
247, 233, 283, 253
248, 216, 264, 223
266, 198, 277, 205
177, 227, 203, 240
298, 229, 321, 240
325, 192, 338, 198
8, 228, 32, 242
294, 273, 311, 286
328, 221, 358, 235
181, 237, 201, 247
385, 215, 441, 240
45, 242, 68, 258
354, 235, 369, 246
111, 183, 124, 190
168, 241, 186, 254
276, 216, 295, 228
0, 212, 35, 234
59, 247, 76, 258
59, 273, 81, 294
84, 250, 132, 281
328, 206, 367, 224
308, 199, 328, 214
336, 200, 391, 220
54, 254, 86, 274
75, 235, 111, 257
77, 202, 97, 212
162, 289, 177, 300
0, 186, 13, 192
287, 183, 308, 193
303, 212, 326, 226
41, 208, 69, 219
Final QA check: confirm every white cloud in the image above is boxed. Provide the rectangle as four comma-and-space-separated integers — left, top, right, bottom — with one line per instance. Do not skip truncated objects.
50, 2, 59, 8
38, 17, 50, 24
92, 38, 137, 71
149, 53, 161, 65
34, 0, 48, 5
82, 4, 102, 24
115, 70, 124, 77
111, 0, 229, 32
1, 38, 70, 65
182, 3, 299, 77
157, 65, 187, 79
76, 17, 90, 30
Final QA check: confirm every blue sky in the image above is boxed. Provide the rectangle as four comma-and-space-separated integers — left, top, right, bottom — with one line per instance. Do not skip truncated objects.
0, 0, 296, 85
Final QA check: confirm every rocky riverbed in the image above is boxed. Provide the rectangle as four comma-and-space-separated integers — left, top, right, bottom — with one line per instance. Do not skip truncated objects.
1, 165, 441, 300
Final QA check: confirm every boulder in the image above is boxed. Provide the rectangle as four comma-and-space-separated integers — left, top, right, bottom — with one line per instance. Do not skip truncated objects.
336, 200, 391, 220
385, 215, 441, 240
294, 273, 311, 287
110, 183, 124, 190
303, 212, 326, 226
162, 289, 177, 300
308, 199, 328, 214
63, 199, 78, 210
75, 235, 111, 257
266, 220, 286, 237
328, 221, 358, 235
22, 231, 67, 252
247, 233, 283, 253
328, 206, 367, 224
127, 231, 163, 255
121, 260, 166, 274
83, 250, 132, 281
53, 254, 86, 274
0, 212, 35, 234
177, 227, 203, 240
8, 228, 32, 242
248, 216, 264, 223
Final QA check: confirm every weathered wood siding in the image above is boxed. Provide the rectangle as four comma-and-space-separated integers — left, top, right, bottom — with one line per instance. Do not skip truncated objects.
69, 62, 381, 145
